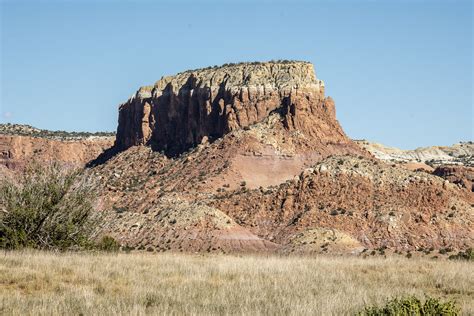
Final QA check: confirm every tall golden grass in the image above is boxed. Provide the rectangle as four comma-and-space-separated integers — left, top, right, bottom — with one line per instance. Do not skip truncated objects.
1, 251, 472, 315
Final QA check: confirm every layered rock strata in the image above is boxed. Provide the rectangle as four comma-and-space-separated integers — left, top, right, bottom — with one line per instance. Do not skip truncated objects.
115, 61, 350, 156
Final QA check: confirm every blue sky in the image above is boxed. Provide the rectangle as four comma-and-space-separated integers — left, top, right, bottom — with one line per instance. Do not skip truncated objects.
1, 0, 472, 149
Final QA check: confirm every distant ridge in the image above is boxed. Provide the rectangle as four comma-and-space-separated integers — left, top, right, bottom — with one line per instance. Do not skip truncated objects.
0, 123, 115, 140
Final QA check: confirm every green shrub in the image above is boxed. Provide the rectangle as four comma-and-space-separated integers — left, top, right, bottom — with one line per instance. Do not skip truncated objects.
95, 236, 120, 252
448, 248, 473, 261
358, 296, 460, 315
0, 162, 97, 250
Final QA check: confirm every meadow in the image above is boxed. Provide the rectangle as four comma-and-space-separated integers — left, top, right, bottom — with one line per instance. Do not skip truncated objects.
1, 251, 472, 315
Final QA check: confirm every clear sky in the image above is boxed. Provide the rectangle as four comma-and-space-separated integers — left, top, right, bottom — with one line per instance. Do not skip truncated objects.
1, 0, 472, 149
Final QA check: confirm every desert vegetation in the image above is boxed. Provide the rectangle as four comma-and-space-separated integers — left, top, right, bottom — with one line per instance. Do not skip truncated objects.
0, 251, 472, 315
0, 163, 98, 250
359, 296, 460, 315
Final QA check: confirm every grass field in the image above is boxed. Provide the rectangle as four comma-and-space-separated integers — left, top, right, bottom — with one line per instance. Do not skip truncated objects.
1, 251, 472, 315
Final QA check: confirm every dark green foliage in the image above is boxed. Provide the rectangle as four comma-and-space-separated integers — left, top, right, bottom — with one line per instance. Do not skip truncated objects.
122, 244, 135, 253
0, 163, 96, 250
439, 248, 448, 254
448, 248, 473, 261
358, 296, 460, 316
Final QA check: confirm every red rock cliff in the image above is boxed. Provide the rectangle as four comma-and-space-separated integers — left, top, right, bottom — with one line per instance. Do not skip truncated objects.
115, 61, 351, 156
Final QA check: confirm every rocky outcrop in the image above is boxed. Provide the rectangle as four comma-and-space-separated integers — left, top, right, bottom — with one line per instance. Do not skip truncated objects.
433, 165, 474, 192
115, 61, 350, 156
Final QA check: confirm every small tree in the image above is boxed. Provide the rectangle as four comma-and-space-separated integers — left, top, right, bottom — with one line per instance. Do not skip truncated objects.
0, 162, 97, 250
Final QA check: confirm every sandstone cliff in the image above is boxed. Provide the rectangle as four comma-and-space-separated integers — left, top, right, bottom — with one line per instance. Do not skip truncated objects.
115, 61, 352, 156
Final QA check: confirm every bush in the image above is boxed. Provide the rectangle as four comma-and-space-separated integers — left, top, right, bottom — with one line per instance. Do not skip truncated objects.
0, 162, 97, 250
448, 248, 473, 261
358, 296, 460, 315
95, 236, 120, 252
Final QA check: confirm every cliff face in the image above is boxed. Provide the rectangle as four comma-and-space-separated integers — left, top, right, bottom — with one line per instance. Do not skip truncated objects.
115, 61, 348, 156
0, 134, 114, 171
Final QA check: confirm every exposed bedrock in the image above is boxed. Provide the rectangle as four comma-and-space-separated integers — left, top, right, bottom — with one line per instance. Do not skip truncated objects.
115, 61, 351, 156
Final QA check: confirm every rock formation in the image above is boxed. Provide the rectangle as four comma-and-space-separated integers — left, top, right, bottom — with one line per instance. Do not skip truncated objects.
86, 61, 473, 255
115, 61, 352, 156
433, 165, 474, 192
0, 124, 114, 171
3, 62, 471, 256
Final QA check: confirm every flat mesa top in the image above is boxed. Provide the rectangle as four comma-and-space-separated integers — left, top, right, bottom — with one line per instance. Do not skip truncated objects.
176, 60, 312, 76
136, 61, 320, 94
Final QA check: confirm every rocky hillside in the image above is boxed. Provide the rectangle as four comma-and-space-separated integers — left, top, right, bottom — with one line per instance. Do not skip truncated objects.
87, 61, 473, 255
211, 156, 473, 253
0, 124, 114, 170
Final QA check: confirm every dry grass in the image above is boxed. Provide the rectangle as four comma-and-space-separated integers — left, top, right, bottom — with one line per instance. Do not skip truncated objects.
0, 251, 472, 315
